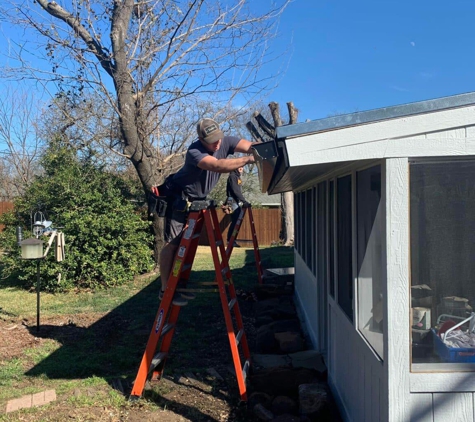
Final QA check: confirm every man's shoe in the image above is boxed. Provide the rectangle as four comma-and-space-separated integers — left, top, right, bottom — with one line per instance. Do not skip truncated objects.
178, 290, 196, 300
233, 242, 241, 248
159, 290, 188, 306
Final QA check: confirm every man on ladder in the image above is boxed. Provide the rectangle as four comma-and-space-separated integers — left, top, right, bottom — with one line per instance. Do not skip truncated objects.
158, 118, 255, 305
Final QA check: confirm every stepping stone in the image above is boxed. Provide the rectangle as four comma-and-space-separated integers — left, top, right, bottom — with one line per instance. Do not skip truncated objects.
253, 354, 292, 368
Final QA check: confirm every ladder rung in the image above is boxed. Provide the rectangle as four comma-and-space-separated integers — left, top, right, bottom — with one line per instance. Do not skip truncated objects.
192, 233, 201, 239
228, 298, 237, 310
242, 359, 250, 383
149, 352, 168, 373
235, 328, 244, 346
216, 240, 223, 246
161, 323, 175, 337
177, 288, 220, 293
221, 267, 229, 275
182, 264, 192, 271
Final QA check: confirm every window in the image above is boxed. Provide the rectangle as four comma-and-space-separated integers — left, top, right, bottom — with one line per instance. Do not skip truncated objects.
329, 180, 335, 298
305, 189, 313, 268
317, 182, 327, 287
337, 175, 353, 321
410, 159, 475, 368
357, 166, 384, 358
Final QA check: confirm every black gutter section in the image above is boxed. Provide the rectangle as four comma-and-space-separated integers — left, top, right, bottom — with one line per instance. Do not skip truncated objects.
267, 138, 291, 194
251, 137, 292, 194
276, 91, 475, 139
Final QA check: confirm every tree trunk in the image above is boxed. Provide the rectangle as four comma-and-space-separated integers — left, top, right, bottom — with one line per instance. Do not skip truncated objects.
268, 101, 296, 246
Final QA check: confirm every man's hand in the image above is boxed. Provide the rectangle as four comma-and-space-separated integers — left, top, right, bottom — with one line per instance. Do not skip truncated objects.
221, 204, 233, 215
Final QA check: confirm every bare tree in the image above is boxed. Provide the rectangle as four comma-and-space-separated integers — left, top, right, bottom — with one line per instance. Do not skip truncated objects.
1, 0, 290, 261
248, 101, 296, 246
0, 88, 44, 199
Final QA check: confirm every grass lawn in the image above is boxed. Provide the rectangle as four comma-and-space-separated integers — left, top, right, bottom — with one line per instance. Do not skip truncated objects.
0, 245, 294, 421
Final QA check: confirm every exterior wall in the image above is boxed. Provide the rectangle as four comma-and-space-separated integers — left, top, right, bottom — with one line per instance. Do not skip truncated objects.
294, 252, 320, 349
294, 250, 385, 422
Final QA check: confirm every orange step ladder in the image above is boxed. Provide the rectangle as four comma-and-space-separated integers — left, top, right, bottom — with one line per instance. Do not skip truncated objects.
225, 204, 263, 284
130, 200, 251, 402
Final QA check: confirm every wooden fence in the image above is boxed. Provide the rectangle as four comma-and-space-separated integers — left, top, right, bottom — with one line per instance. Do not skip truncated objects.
0, 201, 14, 231
200, 207, 281, 246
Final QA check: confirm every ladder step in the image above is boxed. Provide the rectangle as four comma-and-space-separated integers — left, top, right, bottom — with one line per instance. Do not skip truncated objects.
161, 323, 175, 337
235, 328, 244, 346
182, 264, 192, 272
228, 298, 237, 310
149, 352, 168, 373
177, 288, 220, 293
192, 233, 201, 239
242, 359, 250, 384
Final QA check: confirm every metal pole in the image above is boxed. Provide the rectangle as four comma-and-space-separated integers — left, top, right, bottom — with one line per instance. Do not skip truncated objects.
36, 259, 40, 333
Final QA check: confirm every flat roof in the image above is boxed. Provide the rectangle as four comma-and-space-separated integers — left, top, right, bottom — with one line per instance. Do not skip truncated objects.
276, 91, 475, 139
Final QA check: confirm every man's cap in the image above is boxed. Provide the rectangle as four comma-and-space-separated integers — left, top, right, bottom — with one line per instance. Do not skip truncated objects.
197, 118, 224, 144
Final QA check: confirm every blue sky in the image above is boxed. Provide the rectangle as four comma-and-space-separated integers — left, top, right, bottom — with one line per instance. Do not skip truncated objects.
263, 0, 475, 122
2, 0, 475, 125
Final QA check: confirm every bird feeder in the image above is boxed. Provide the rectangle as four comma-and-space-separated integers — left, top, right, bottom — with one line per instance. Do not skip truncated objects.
19, 238, 44, 260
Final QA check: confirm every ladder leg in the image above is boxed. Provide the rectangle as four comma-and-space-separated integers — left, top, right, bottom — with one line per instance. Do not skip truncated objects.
225, 207, 246, 258
247, 207, 263, 284
205, 209, 251, 401
130, 210, 204, 399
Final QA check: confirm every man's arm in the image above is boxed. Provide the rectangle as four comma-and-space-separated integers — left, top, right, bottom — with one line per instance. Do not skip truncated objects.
234, 139, 254, 153
198, 155, 254, 173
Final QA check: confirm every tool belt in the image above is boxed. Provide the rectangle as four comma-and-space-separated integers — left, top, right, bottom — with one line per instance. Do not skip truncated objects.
148, 174, 204, 218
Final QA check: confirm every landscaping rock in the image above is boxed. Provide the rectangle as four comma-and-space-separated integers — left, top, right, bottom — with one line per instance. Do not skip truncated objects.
298, 382, 329, 420
251, 367, 317, 396
248, 391, 273, 410
271, 395, 297, 415
256, 325, 279, 353
271, 414, 301, 422
253, 354, 292, 368
274, 331, 305, 353
289, 350, 327, 379
254, 403, 275, 421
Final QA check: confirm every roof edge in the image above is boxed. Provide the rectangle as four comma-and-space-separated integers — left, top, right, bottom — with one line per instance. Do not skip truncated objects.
276, 91, 475, 139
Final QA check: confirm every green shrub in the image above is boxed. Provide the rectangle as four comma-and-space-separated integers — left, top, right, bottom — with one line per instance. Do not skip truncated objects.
0, 141, 153, 291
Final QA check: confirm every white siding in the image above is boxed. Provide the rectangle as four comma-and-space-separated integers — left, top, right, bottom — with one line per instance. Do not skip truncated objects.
294, 251, 384, 422
294, 252, 319, 349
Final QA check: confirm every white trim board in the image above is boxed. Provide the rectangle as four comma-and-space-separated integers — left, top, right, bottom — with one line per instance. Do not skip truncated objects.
410, 372, 475, 393
285, 105, 475, 166
288, 137, 475, 166
385, 158, 411, 422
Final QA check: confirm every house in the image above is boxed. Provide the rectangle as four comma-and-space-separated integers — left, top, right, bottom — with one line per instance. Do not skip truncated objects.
252, 92, 475, 422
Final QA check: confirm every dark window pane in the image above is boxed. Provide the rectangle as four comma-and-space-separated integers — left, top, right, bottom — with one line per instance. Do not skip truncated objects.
329, 180, 335, 298
337, 175, 353, 321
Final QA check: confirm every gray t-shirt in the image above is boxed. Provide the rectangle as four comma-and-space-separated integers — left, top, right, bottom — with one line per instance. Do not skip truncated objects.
171, 136, 241, 199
